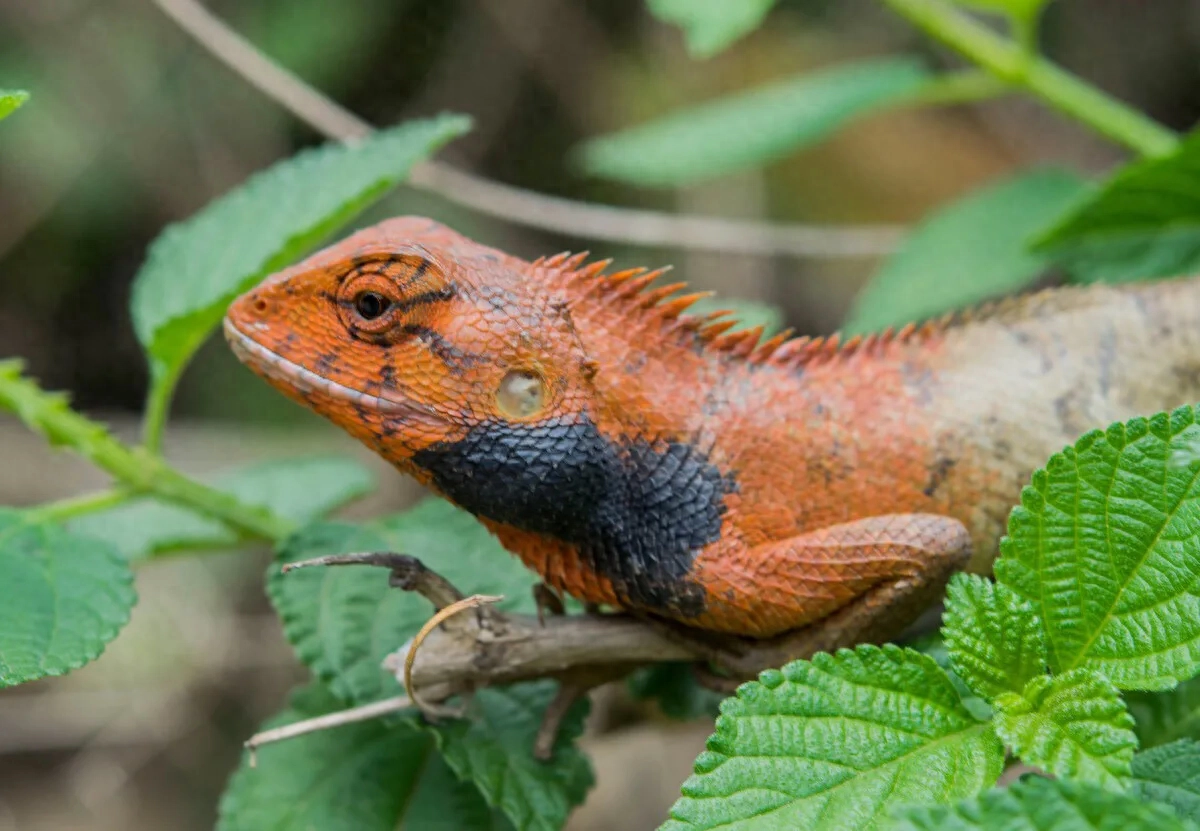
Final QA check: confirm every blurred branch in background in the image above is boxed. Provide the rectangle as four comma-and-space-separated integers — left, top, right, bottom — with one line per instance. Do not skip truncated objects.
151, 0, 904, 259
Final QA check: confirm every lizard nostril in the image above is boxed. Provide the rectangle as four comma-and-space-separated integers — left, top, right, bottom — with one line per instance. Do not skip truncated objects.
252, 297, 269, 315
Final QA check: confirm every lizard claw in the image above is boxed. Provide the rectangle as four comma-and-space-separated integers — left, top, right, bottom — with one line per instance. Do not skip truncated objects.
532, 583, 565, 626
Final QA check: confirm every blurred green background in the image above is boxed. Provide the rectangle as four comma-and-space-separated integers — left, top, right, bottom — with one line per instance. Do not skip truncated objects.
2, 0, 1200, 828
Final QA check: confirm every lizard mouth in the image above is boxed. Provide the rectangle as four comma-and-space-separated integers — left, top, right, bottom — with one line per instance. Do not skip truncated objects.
222, 318, 435, 420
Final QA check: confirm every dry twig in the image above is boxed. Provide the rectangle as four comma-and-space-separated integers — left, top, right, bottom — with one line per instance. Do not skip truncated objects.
151, 0, 903, 259
244, 694, 415, 766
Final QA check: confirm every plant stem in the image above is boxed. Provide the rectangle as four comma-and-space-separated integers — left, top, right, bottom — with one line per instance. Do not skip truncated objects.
904, 69, 1010, 107
27, 489, 132, 523
1012, 8, 1041, 58
882, 0, 1178, 158
0, 362, 294, 542
141, 362, 182, 453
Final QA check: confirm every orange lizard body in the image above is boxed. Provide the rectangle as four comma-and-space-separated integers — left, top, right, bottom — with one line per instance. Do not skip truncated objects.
224, 217, 1200, 644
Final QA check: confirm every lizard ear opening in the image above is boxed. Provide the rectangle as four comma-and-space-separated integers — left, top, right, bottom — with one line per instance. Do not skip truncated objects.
496, 369, 547, 419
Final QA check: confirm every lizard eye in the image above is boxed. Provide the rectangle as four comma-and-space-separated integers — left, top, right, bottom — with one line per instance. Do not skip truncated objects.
336, 255, 445, 341
497, 369, 546, 419
354, 291, 391, 321
337, 272, 402, 337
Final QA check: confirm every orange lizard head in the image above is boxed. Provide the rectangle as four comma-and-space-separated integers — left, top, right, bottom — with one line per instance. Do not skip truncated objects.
224, 217, 603, 481
226, 216, 738, 620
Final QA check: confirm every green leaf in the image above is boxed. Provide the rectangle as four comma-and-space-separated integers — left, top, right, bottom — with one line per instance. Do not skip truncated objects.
0, 89, 29, 121
1034, 133, 1200, 283
843, 169, 1089, 334
910, 632, 993, 722
896, 775, 1194, 831
433, 682, 594, 831
0, 510, 136, 687
645, 0, 777, 58
943, 573, 1047, 703
993, 669, 1137, 787
1131, 740, 1200, 825
1170, 429, 1200, 471
1128, 678, 1200, 748
217, 684, 512, 831
661, 645, 1004, 831
269, 497, 539, 705
577, 59, 931, 188
995, 406, 1200, 689
69, 456, 374, 561
130, 115, 470, 381
949, 0, 1048, 22
628, 663, 724, 721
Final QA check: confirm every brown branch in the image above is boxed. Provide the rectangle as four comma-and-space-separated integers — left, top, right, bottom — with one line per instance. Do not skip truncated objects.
151, 0, 904, 259
297, 552, 888, 688
386, 600, 875, 689
381, 561, 948, 687
385, 607, 700, 689
408, 166, 905, 258
249, 550, 926, 756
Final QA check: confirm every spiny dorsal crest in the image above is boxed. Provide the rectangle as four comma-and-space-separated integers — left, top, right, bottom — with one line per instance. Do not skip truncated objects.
532, 252, 946, 371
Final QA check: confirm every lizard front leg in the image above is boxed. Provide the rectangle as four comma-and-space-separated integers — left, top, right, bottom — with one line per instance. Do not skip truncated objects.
690, 514, 972, 649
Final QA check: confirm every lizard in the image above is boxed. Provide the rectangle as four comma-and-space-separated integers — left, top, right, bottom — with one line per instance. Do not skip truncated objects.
223, 216, 1200, 651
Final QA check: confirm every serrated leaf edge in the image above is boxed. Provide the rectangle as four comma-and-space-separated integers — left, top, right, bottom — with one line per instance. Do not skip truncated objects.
0, 515, 137, 686
668, 645, 1003, 828
997, 404, 1200, 687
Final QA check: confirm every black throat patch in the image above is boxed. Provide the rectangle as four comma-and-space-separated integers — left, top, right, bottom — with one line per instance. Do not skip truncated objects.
410, 413, 735, 618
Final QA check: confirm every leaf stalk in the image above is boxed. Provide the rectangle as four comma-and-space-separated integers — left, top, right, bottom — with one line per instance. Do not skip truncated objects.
140, 361, 184, 453
882, 0, 1178, 158
26, 489, 132, 523
0, 362, 294, 542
